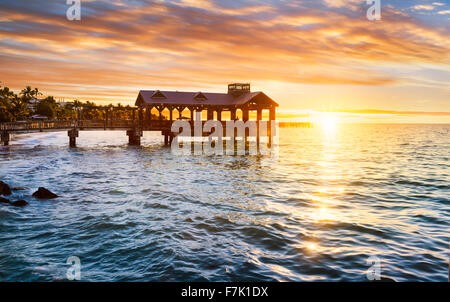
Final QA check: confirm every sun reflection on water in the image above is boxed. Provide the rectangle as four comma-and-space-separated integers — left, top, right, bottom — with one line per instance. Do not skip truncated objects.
311, 206, 335, 222
306, 242, 318, 252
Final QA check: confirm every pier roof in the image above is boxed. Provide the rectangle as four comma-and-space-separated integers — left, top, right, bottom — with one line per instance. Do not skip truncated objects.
135, 89, 278, 108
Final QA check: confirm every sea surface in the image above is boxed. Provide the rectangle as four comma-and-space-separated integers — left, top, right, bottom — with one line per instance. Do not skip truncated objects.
0, 124, 449, 281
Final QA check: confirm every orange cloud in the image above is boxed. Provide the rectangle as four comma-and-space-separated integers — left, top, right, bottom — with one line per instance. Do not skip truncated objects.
0, 1, 448, 109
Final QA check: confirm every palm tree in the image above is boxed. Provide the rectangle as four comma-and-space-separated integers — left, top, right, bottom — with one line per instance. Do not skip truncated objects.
0, 85, 14, 122
10, 95, 30, 121
72, 100, 82, 120
20, 86, 33, 100
20, 86, 42, 113
1, 86, 15, 99
73, 99, 82, 109
31, 87, 41, 98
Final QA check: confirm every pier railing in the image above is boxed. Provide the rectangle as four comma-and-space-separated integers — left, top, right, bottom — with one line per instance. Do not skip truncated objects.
0, 120, 76, 131
0, 119, 172, 132
1, 119, 281, 132
78, 120, 138, 129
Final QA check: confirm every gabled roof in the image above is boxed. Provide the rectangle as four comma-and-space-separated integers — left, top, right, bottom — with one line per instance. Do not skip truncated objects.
193, 92, 208, 101
136, 90, 278, 107
151, 90, 167, 99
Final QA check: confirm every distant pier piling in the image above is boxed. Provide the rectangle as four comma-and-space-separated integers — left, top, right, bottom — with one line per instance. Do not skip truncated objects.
1, 131, 10, 146
68, 129, 79, 147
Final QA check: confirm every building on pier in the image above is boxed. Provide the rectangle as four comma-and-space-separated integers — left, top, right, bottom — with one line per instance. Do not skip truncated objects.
135, 83, 278, 123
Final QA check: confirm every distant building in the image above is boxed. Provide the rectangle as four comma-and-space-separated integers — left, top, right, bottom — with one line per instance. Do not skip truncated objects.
57, 100, 74, 108
27, 97, 42, 111
30, 114, 48, 120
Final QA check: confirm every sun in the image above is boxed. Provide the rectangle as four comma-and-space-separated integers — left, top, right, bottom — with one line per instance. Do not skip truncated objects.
312, 112, 339, 133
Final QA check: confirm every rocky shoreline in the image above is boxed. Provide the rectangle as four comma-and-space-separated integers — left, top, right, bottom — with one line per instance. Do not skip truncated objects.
0, 180, 58, 207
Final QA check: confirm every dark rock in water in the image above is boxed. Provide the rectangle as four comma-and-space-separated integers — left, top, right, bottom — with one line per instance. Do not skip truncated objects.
12, 187, 26, 191
0, 197, 10, 204
10, 200, 28, 207
0, 181, 12, 196
32, 187, 58, 199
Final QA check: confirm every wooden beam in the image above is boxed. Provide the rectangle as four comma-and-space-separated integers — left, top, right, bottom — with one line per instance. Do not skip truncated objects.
268, 107, 276, 147
230, 109, 236, 121
257, 108, 262, 121
207, 109, 214, 121
269, 107, 276, 121
257, 108, 262, 151
243, 109, 249, 122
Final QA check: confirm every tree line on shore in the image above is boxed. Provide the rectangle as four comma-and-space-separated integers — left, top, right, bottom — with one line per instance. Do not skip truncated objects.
0, 84, 137, 123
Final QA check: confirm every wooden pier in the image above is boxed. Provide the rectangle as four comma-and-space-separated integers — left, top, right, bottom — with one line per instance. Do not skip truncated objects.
0, 83, 278, 148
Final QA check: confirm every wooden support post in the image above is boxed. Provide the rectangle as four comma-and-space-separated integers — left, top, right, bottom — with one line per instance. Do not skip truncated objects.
138, 108, 143, 127
230, 109, 237, 146
1, 131, 10, 146
257, 108, 262, 151
135, 135, 141, 145
127, 129, 142, 146
243, 109, 249, 150
105, 109, 109, 128
169, 109, 173, 122
268, 107, 276, 147
269, 107, 276, 121
217, 110, 222, 121
207, 109, 214, 121
257, 108, 262, 122
164, 133, 169, 146
68, 129, 79, 148
191, 109, 197, 137
230, 109, 236, 121
243, 109, 249, 122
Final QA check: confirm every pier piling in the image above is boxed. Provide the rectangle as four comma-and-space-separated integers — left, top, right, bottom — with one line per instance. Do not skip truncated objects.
68, 129, 79, 147
127, 129, 143, 146
1, 131, 10, 146
164, 133, 169, 146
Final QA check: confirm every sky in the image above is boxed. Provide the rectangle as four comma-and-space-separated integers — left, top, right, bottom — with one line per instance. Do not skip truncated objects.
0, 0, 449, 122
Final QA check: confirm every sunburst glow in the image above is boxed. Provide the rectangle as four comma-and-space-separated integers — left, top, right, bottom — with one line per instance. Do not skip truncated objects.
312, 112, 339, 133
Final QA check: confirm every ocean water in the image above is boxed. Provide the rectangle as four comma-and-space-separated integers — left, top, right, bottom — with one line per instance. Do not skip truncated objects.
0, 124, 449, 281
